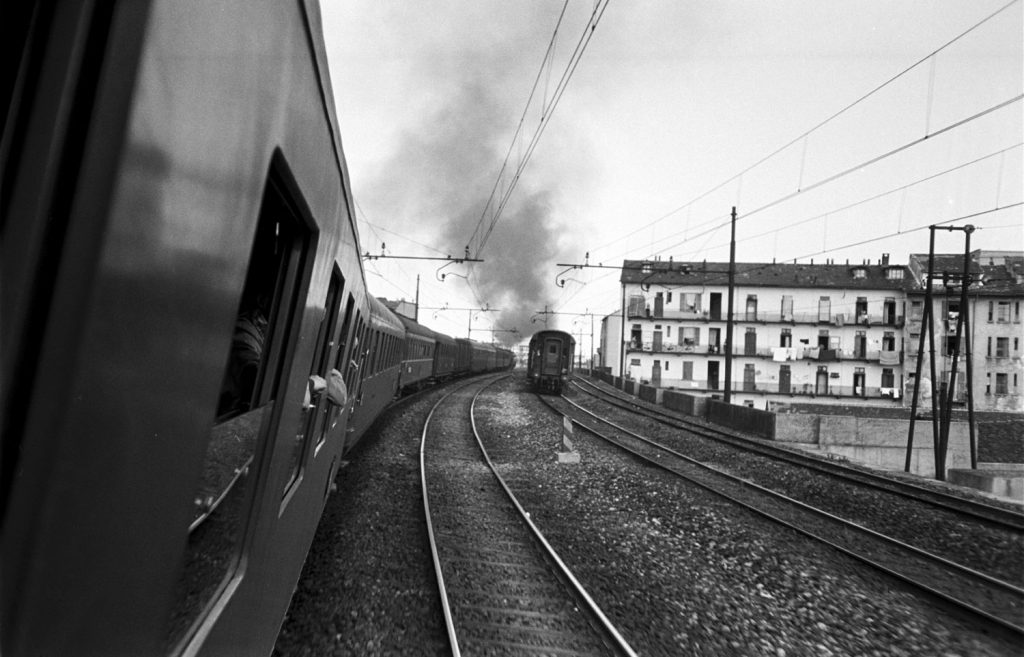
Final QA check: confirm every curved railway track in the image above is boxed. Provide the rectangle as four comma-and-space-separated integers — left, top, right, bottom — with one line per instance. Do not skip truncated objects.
536, 391, 1024, 641
571, 376, 1024, 532
420, 374, 637, 657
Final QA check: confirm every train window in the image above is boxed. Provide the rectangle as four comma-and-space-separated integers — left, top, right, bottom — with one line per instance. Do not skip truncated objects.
345, 315, 362, 386
283, 268, 345, 499
167, 166, 314, 652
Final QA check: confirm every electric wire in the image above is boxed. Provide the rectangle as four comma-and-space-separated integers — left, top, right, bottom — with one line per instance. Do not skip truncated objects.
586, 0, 1022, 255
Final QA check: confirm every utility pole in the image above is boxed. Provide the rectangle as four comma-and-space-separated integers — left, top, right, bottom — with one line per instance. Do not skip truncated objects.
724, 206, 737, 404
414, 275, 420, 322
905, 225, 976, 480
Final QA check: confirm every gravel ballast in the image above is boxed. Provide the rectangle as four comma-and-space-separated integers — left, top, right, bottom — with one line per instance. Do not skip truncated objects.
276, 373, 1020, 656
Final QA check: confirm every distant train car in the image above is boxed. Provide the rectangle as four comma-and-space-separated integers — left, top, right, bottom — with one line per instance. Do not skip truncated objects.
396, 314, 437, 392
527, 330, 576, 393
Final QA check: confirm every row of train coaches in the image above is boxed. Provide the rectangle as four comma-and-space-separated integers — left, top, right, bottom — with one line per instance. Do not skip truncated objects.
2, 2, 511, 657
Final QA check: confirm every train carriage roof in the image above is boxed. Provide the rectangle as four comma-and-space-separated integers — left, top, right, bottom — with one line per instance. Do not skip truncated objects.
367, 295, 404, 334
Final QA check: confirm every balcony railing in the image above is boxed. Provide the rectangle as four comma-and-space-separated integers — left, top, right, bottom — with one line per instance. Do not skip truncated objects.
627, 309, 905, 327
626, 342, 904, 363
649, 379, 895, 399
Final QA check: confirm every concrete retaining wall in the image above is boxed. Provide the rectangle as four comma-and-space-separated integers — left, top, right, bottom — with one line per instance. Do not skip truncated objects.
776, 415, 971, 477
707, 400, 775, 440
663, 390, 707, 417
774, 414, 819, 444
638, 384, 663, 405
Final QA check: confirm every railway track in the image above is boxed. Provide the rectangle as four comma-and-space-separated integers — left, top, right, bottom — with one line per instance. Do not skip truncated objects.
571, 376, 1024, 532
537, 392, 1024, 641
420, 375, 636, 657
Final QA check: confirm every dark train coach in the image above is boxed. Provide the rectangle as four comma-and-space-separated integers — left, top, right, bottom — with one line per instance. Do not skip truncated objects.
527, 330, 576, 394
1, 2, 513, 656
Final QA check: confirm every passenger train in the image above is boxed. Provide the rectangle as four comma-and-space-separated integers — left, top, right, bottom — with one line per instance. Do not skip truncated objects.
527, 330, 576, 394
1, 2, 512, 656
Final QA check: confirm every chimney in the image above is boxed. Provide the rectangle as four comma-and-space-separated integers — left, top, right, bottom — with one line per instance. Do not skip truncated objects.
882, 253, 890, 266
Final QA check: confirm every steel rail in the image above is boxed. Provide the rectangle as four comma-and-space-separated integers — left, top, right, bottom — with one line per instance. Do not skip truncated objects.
539, 393, 1024, 639
570, 376, 1024, 532
468, 378, 638, 657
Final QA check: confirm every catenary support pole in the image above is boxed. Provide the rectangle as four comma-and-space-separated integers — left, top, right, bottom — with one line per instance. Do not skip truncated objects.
724, 206, 737, 404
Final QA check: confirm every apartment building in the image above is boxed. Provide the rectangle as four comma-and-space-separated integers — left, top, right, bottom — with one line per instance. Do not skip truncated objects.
907, 250, 1024, 412
604, 257, 913, 407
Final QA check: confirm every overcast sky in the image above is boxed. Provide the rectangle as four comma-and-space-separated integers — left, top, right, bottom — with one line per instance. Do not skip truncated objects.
322, 1, 1023, 345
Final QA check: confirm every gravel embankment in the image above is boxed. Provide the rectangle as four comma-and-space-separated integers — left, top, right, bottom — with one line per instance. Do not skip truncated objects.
274, 387, 450, 656
276, 373, 1019, 656
565, 388, 1024, 586
475, 375, 1019, 656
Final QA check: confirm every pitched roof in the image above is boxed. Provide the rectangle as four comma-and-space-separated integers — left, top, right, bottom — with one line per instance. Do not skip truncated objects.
619, 259, 912, 290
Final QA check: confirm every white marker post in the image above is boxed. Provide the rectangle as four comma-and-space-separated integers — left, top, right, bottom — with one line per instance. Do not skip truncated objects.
557, 415, 581, 464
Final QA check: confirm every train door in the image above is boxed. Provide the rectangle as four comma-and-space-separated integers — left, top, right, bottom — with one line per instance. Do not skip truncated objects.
542, 337, 561, 375
707, 361, 720, 390
282, 268, 345, 501
169, 169, 315, 653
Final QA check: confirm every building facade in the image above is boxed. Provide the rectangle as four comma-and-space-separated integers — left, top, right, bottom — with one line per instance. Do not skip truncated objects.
906, 250, 1024, 412
604, 257, 915, 408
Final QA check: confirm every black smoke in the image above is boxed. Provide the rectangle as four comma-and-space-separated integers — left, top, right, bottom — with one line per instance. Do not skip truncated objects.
359, 59, 578, 346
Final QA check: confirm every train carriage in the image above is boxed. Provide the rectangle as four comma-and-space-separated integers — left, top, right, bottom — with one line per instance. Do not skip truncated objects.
527, 330, 576, 394
396, 314, 437, 392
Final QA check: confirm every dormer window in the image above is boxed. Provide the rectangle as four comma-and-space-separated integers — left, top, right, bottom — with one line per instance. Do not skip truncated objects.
851, 267, 867, 279
885, 267, 904, 280
641, 263, 652, 274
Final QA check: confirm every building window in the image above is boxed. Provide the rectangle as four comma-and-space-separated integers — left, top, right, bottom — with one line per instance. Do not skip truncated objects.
680, 292, 701, 313
995, 373, 1008, 395
641, 263, 652, 273
855, 297, 868, 323
988, 301, 994, 323
780, 295, 793, 321
882, 368, 895, 388
852, 267, 867, 279
818, 296, 831, 322
987, 336, 992, 357
996, 301, 1010, 323
1016, 301, 1021, 323
909, 300, 923, 320
883, 331, 895, 351
745, 295, 758, 320
885, 267, 904, 279
996, 337, 1009, 358
780, 328, 792, 347
1015, 337, 1020, 352
666, 326, 671, 338
681, 327, 700, 347
682, 361, 693, 380
666, 292, 673, 303
854, 330, 867, 358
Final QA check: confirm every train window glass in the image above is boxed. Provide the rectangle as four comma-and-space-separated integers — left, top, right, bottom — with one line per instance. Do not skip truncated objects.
335, 296, 355, 385
167, 169, 313, 652
346, 315, 362, 386
283, 269, 345, 499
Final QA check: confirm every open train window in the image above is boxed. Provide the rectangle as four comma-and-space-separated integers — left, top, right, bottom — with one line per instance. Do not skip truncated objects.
283, 268, 345, 500
166, 163, 313, 653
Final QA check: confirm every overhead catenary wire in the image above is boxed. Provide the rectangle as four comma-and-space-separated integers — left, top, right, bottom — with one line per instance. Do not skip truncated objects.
586, 0, 1021, 257
467, 0, 612, 259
